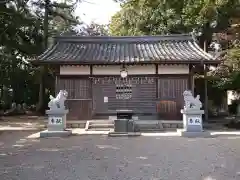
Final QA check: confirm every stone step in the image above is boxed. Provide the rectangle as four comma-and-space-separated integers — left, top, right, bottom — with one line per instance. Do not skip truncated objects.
88, 120, 114, 125
86, 128, 113, 131
85, 120, 114, 130
67, 122, 86, 128
134, 121, 183, 132
136, 129, 164, 132
88, 124, 114, 128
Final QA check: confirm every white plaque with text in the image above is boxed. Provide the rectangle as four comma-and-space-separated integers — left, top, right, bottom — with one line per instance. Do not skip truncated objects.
187, 117, 201, 125
48, 117, 63, 125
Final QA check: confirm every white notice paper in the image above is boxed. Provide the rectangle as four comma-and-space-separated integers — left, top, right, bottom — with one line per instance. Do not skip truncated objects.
104, 96, 108, 103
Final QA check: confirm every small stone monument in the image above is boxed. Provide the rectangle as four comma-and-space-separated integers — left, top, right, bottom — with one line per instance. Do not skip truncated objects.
178, 90, 210, 137
40, 90, 72, 138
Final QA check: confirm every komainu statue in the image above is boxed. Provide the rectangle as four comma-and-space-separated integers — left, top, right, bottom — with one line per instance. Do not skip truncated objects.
183, 90, 202, 110
48, 90, 68, 110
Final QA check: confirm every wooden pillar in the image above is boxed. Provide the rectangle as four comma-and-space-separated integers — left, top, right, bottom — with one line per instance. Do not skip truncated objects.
55, 75, 58, 95
90, 65, 94, 117
155, 64, 158, 98
188, 64, 193, 92
204, 64, 208, 121
192, 72, 195, 95
54, 65, 60, 95
203, 41, 208, 121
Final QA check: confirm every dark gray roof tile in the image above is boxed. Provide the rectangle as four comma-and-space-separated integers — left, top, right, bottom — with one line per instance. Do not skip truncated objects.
37, 34, 219, 64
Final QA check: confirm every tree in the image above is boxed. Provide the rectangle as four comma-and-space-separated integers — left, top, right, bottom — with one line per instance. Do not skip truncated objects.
29, 0, 80, 112
209, 15, 240, 93
0, 0, 80, 112
77, 22, 109, 36
0, 0, 43, 56
109, 0, 240, 47
0, 0, 43, 110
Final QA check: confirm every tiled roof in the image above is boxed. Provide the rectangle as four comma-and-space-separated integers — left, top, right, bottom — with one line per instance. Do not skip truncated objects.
36, 34, 219, 65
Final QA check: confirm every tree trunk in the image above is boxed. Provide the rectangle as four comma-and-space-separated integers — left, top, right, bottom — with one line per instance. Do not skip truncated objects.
36, 0, 50, 113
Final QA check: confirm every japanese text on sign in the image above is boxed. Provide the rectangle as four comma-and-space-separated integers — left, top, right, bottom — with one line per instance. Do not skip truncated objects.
188, 117, 201, 125
49, 117, 63, 125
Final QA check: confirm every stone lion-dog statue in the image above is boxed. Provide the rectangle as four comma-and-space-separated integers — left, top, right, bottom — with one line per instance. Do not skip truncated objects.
48, 90, 68, 110
183, 90, 202, 110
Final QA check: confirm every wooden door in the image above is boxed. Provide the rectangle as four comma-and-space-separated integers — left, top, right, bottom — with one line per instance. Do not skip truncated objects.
56, 77, 92, 120
157, 76, 188, 120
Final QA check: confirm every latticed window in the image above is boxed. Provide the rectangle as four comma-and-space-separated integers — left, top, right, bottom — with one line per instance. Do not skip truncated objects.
116, 84, 132, 100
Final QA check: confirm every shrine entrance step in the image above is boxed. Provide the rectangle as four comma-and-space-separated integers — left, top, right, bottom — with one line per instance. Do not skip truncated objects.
134, 120, 183, 132
85, 120, 114, 131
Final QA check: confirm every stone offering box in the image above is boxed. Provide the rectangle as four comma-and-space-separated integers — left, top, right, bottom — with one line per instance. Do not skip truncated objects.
113, 109, 135, 133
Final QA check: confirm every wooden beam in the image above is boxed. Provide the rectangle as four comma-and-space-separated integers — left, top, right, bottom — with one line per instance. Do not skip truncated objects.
204, 64, 208, 121
192, 71, 195, 96
188, 64, 193, 91
155, 64, 158, 98
90, 65, 94, 118
90, 65, 93, 76
55, 75, 59, 96
204, 41, 208, 121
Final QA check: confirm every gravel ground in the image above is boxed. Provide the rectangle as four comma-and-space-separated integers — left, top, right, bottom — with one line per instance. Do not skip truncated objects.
1, 133, 240, 180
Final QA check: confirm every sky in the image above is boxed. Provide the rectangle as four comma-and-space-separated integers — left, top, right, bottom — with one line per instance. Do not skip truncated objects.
74, 0, 121, 25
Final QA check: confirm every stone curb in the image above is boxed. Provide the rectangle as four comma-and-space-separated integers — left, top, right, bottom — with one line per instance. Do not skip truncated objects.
0, 127, 43, 131
108, 132, 141, 137
26, 128, 240, 139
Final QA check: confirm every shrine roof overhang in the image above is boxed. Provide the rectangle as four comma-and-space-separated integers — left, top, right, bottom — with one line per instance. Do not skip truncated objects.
32, 34, 221, 65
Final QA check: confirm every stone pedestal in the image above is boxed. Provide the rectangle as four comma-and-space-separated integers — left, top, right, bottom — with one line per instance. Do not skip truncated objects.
181, 109, 204, 132
40, 109, 72, 138
179, 109, 210, 137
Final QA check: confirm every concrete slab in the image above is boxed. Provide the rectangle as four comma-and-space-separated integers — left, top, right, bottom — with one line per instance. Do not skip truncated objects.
27, 131, 41, 139
141, 132, 180, 136
26, 127, 240, 139
0, 126, 39, 131
108, 132, 141, 137
177, 129, 211, 138
40, 130, 72, 138
210, 131, 240, 136
72, 128, 111, 135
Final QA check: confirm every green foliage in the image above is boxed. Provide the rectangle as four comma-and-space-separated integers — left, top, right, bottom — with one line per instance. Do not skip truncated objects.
0, 0, 80, 110
109, 0, 240, 46
210, 41, 240, 93
78, 23, 109, 36
225, 45, 240, 70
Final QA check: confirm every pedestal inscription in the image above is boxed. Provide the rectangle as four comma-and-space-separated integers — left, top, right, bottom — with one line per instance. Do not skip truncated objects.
49, 117, 63, 125
187, 116, 201, 125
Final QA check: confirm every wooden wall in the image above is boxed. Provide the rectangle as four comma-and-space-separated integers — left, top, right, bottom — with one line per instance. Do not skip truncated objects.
56, 77, 92, 120
92, 77, 156, 115
55, 75, 188, 120
92, 76, 188, 120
